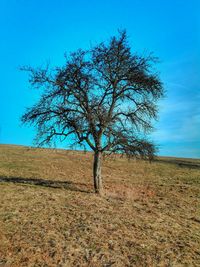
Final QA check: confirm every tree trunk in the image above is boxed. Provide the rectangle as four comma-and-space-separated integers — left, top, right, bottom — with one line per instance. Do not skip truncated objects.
93, 151, 103, 195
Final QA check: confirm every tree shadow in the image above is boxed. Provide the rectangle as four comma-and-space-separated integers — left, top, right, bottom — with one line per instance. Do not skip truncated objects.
0, 176, 92, 194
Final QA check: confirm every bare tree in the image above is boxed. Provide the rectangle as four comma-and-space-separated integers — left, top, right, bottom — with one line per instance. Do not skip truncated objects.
21, 31, 164, 195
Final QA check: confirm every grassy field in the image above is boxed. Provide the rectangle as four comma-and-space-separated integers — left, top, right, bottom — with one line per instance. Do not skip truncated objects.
0, 144, 200, 266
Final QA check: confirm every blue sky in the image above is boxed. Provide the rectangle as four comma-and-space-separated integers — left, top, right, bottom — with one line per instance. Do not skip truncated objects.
0, 0, 199, 158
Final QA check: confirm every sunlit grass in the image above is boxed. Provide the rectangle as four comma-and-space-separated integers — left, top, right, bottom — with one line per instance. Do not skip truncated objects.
0, 144, 200, 266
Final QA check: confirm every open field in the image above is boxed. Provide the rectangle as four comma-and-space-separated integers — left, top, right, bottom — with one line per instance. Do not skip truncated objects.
0, 144, 200, 266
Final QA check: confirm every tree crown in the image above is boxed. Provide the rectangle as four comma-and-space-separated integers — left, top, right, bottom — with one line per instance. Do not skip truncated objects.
21, 30, 164, 159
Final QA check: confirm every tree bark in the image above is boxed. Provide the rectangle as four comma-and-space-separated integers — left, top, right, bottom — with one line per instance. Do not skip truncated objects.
93, 150, 103, 195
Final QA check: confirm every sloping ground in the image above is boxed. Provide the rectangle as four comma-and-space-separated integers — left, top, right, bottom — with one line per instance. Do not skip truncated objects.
156, 156, 200, 170
0, 144, 200, 267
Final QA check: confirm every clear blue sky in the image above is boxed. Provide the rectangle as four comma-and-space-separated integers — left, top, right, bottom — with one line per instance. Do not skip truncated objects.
0, 0, 199, 158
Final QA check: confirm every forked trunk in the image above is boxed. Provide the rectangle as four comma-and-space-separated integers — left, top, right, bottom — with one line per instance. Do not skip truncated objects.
93, 151, 103, 195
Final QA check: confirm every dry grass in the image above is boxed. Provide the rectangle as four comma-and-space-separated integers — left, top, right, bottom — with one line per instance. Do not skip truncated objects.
0, 144, 200, 266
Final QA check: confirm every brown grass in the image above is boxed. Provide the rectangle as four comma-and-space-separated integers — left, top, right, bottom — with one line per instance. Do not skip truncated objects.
0, 144, 200, 266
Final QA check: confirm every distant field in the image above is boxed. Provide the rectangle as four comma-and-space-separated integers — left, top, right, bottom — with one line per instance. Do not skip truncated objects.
0, 144, 200, 266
